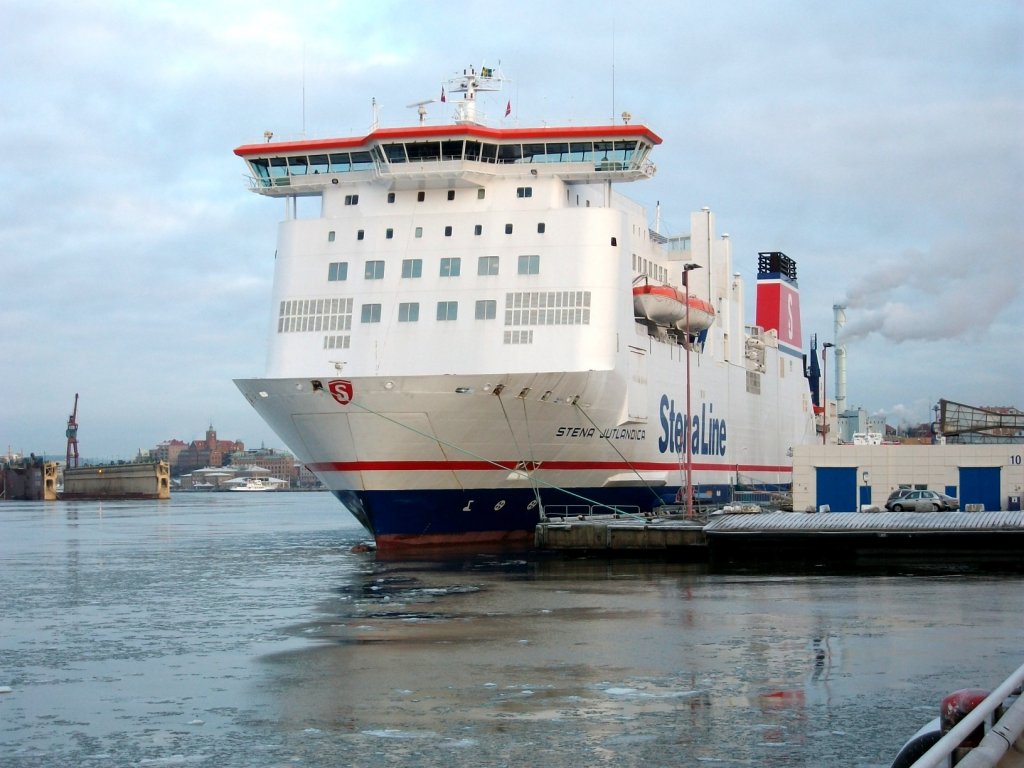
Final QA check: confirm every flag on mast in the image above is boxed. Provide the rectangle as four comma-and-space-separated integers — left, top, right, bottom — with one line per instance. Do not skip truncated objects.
441, 87, 446, 103
504, 99, 511, 117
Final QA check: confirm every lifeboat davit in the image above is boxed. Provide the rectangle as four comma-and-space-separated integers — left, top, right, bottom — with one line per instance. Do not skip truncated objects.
632, 283, 715, 331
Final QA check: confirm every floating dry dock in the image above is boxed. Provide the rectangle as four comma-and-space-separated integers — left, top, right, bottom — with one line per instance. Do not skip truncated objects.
62, 461, 171, 500
535, 510, 1024, 560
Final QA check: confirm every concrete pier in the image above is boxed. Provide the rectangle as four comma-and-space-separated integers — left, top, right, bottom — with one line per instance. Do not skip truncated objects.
535, 509, 1024, 561
536, 513, 707, 557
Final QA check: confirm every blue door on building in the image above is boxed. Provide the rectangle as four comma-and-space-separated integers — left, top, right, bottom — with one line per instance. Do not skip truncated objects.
816, 467, 857, 512
958, 467, 1001, 511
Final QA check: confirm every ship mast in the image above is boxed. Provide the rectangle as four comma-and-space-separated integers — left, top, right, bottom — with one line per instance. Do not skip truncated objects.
446, 65, 507, 125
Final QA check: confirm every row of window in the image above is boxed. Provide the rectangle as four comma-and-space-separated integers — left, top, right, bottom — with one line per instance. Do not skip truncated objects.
328, 221, 546, 242
279, 291, 591, 334
248, 139, 644, 181
327, 254, 539, 282
632, 254, 669, 285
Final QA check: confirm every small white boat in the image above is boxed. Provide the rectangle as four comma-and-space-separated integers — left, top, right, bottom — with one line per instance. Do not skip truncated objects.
229, 477, 273, 492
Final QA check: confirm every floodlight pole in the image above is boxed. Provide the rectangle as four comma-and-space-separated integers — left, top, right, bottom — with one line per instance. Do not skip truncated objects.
683, 263, 702, 517
821, 342, 834, 445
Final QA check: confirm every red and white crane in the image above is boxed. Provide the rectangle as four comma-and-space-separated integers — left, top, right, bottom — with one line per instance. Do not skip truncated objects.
65, 393, 79, 468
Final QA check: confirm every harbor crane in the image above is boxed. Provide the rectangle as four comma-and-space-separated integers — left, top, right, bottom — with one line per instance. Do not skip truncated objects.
65, 393, 79, 468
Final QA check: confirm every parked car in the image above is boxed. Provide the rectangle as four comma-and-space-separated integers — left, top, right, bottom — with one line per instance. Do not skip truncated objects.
885, 489, 955, 512
935, 492, 960, 511
886, 488, 916, 504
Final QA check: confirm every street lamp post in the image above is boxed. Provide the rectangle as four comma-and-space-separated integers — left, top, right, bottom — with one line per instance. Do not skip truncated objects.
821, 342, 834, 445
682, 263, 702, 517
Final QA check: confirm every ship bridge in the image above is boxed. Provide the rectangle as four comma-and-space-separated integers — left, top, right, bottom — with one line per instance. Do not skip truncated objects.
234, 124, 662, 196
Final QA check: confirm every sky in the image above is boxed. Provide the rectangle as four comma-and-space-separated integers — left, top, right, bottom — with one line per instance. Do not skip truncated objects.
2, 0, 1022, 460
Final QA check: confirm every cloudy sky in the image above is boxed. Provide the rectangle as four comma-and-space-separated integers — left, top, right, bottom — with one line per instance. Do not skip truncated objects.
2, 0, 1021, 460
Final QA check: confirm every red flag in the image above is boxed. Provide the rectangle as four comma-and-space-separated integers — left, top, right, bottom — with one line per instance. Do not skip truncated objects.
441, 87, 446, 103
504, 99, 511, 117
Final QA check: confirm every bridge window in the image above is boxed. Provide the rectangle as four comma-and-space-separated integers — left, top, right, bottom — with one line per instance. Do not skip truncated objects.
406, 142, 440, 162
442, 140, 463, 160
350, 151, 374, 171
569, 142, 593, 162
384, 144, 407, 163
309, 154, 329, 174
497, 144, 522, 164
542, 142, 568, 162
270, 157, 289, 183
521, 144, 544, 162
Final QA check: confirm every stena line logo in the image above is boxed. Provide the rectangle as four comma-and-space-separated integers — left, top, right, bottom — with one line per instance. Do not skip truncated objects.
657, 394, 727, 456
328, 379, 353, 406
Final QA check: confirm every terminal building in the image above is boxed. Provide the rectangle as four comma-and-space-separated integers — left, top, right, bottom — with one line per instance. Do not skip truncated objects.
794, 400, 1024, 512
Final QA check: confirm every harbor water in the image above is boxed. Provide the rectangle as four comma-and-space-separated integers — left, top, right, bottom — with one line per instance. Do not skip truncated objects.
1, 493, 1022, 767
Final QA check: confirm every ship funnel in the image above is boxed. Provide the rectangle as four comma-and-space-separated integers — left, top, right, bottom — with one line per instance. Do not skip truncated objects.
755, 252, 802, 356
833, 304, 847, 413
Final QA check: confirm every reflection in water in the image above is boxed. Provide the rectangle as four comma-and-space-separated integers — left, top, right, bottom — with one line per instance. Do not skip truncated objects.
258, 555, 1023, 766
1, 494, 1022, 767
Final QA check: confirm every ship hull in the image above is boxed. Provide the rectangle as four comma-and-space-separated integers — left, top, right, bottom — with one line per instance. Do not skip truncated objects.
236, 357, 809, 552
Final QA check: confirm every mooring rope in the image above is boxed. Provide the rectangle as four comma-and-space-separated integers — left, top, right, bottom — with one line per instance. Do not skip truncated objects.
572, 401, 666, 508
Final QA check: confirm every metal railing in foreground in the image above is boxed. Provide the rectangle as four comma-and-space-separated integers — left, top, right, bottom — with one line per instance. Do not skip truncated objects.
909, 661, 1024, 768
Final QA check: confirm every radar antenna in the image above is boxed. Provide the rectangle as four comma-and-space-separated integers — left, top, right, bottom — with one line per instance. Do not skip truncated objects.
405, 99, 435, 125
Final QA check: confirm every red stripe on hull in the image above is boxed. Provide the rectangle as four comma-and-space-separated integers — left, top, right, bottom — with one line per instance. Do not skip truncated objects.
308, 460, 792, 473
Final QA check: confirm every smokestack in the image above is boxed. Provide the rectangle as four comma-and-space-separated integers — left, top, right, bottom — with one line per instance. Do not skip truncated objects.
833, 304, 847, 413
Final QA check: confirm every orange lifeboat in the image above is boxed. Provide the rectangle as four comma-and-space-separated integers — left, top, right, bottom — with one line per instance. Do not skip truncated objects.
632, 283, 715, 331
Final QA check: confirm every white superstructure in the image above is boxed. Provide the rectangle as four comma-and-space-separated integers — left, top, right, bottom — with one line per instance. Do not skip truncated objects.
234, 66, 819, 551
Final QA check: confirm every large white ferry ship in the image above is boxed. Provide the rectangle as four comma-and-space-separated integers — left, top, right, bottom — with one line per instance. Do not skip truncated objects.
234, 66, 819, 552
